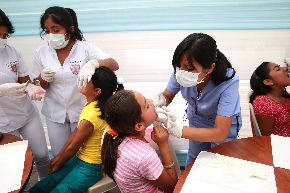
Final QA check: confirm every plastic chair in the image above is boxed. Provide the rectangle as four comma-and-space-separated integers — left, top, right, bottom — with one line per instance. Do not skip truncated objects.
249, 103, 262, 136
86, 175, 119, 193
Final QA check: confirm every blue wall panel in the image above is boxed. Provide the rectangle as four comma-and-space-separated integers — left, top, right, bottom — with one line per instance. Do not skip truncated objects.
0, 0, 290, 36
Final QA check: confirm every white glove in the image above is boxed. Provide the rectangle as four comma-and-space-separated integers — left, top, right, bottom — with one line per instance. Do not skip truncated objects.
155, 106, 177, 127
41, 68, 55, 82
77, 59, 99, 87
151, 92, 167, 107
25, 83, 46, 101
0, 83, 26, 97
166, 120, 183, 138
154, 106, 182, 138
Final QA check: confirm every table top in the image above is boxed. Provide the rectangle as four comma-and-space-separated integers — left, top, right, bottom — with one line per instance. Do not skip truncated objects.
0, 133, 33, 193
174, 136, 290, 193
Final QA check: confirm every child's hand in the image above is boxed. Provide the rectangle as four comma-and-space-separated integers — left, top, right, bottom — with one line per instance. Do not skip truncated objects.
49, 158, 60, 173
151, 124, 169, 147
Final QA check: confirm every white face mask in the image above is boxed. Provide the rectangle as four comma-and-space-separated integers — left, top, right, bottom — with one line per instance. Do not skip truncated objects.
47, 33, 69, 49
175, 67, 206, 87
0, 38, 7, 49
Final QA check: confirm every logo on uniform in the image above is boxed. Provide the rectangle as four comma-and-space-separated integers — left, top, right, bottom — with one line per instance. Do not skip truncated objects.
7, 61, 18, 73
70, 61, 81, 75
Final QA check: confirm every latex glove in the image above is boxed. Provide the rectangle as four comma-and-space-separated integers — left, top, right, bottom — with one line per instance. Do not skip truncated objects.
25, 83, 46, 101
166, 120, 183, 138
77, 59, 99, 87
0, 83, 26, 97
151, 92, 167, 107
155, 106, 177, 127
41, 68, 55, 82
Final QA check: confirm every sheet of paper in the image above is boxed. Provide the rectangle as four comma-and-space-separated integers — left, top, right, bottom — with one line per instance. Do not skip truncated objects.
271, 134, 290, 170
181, 151, 277, 193
0, 140, 28, 193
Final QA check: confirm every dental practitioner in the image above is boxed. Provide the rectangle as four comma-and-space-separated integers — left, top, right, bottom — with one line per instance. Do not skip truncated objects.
153, 33, 242, 166
0, 9, 49, 179
31, 6, 119, 156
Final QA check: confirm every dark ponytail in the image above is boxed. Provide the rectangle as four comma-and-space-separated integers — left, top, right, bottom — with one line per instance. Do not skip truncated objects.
249, 62, 271, 103
65, 8, 84, 41
211, 49, 235, 84
91, 66, 122, 119
102, 90, 142, 179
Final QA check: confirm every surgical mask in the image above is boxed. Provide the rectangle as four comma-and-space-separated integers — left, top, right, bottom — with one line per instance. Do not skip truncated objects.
175, 67, 206, 87
0, 38, 7, 49
47, 33, 69, 49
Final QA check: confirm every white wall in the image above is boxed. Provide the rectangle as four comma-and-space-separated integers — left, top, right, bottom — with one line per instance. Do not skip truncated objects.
9, 30, 290, 144
9, 29, 290, 82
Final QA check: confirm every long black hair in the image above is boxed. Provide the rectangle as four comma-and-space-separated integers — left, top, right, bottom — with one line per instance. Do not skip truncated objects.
0, 9, 14, 35
101, 90, 142, 179
249, 62, 289, 103
91, 66, 123, 119
172, 33, 235, 85
40, 6, 84, 41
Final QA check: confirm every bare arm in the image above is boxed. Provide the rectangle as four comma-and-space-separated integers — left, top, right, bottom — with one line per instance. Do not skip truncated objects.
98, 58, 119, 71
182, 115, 233, 142
151, 125, 178, 192
162, 89, 177, 106
18, 76, 30, 84
256, 115, 274, 136
49, 120, 94, 173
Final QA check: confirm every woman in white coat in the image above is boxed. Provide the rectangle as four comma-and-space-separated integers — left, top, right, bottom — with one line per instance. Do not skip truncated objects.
0, 9, 49, 179
31, 6, 119, 156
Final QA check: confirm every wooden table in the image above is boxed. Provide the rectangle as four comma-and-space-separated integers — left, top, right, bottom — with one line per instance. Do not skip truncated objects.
174, 136, 290, 193
0, 133, 33, 193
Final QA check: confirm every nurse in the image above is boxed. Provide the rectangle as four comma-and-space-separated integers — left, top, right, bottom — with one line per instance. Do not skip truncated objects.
31, 6, 119, 156
0, 9, 49, 178
153, 33, 242, 165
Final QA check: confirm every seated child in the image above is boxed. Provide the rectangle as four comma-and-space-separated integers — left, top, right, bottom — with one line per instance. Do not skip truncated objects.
30, 66, 122, 193
102, 90, 178, 193
249, 62, 290, 136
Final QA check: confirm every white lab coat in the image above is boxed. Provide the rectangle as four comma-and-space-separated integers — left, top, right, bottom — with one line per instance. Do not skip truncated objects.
31, 40, 109, 124
0, 45, 34, 132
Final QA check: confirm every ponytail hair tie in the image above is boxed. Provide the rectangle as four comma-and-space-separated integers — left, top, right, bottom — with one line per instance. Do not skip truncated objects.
106, 126, 118, 139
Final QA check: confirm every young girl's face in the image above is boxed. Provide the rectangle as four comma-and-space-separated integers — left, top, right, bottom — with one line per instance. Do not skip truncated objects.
267, 63, 290, 87
133, 91, 157, 127
79, 81, 98, 98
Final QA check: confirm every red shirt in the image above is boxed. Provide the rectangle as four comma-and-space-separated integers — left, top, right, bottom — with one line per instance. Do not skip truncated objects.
253, 95, 290, 137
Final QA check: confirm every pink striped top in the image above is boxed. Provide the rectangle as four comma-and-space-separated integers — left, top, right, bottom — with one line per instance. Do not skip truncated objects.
113, 137, 164, 193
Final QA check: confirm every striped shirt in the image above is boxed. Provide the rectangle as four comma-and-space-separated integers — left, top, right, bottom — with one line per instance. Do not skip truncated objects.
114, 137, 164, 193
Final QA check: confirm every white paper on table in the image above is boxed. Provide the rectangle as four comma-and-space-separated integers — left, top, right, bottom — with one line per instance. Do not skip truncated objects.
181, 151, 277, 193
0, 140, 28, 193
271, 134, 290, 170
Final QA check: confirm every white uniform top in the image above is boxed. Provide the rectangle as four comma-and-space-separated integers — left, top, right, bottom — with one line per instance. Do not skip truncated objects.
0, 45, 34, 132
31, 40, 109, 124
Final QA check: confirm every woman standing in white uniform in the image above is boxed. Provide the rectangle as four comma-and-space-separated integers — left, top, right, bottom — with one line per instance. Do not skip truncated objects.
0, 9, 49, 179
31, 6, 119, 156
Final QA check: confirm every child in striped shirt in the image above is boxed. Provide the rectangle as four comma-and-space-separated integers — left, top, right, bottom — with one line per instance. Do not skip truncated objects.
102, 90, 178, 193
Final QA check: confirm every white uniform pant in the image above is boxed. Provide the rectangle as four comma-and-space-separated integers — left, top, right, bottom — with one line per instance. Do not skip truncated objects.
9, 110, 49, 179
46, 118, 77, 156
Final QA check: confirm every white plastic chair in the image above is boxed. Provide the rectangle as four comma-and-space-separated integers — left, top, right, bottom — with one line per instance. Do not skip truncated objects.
249, 103, 262, 136
86, 175, 119, 193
